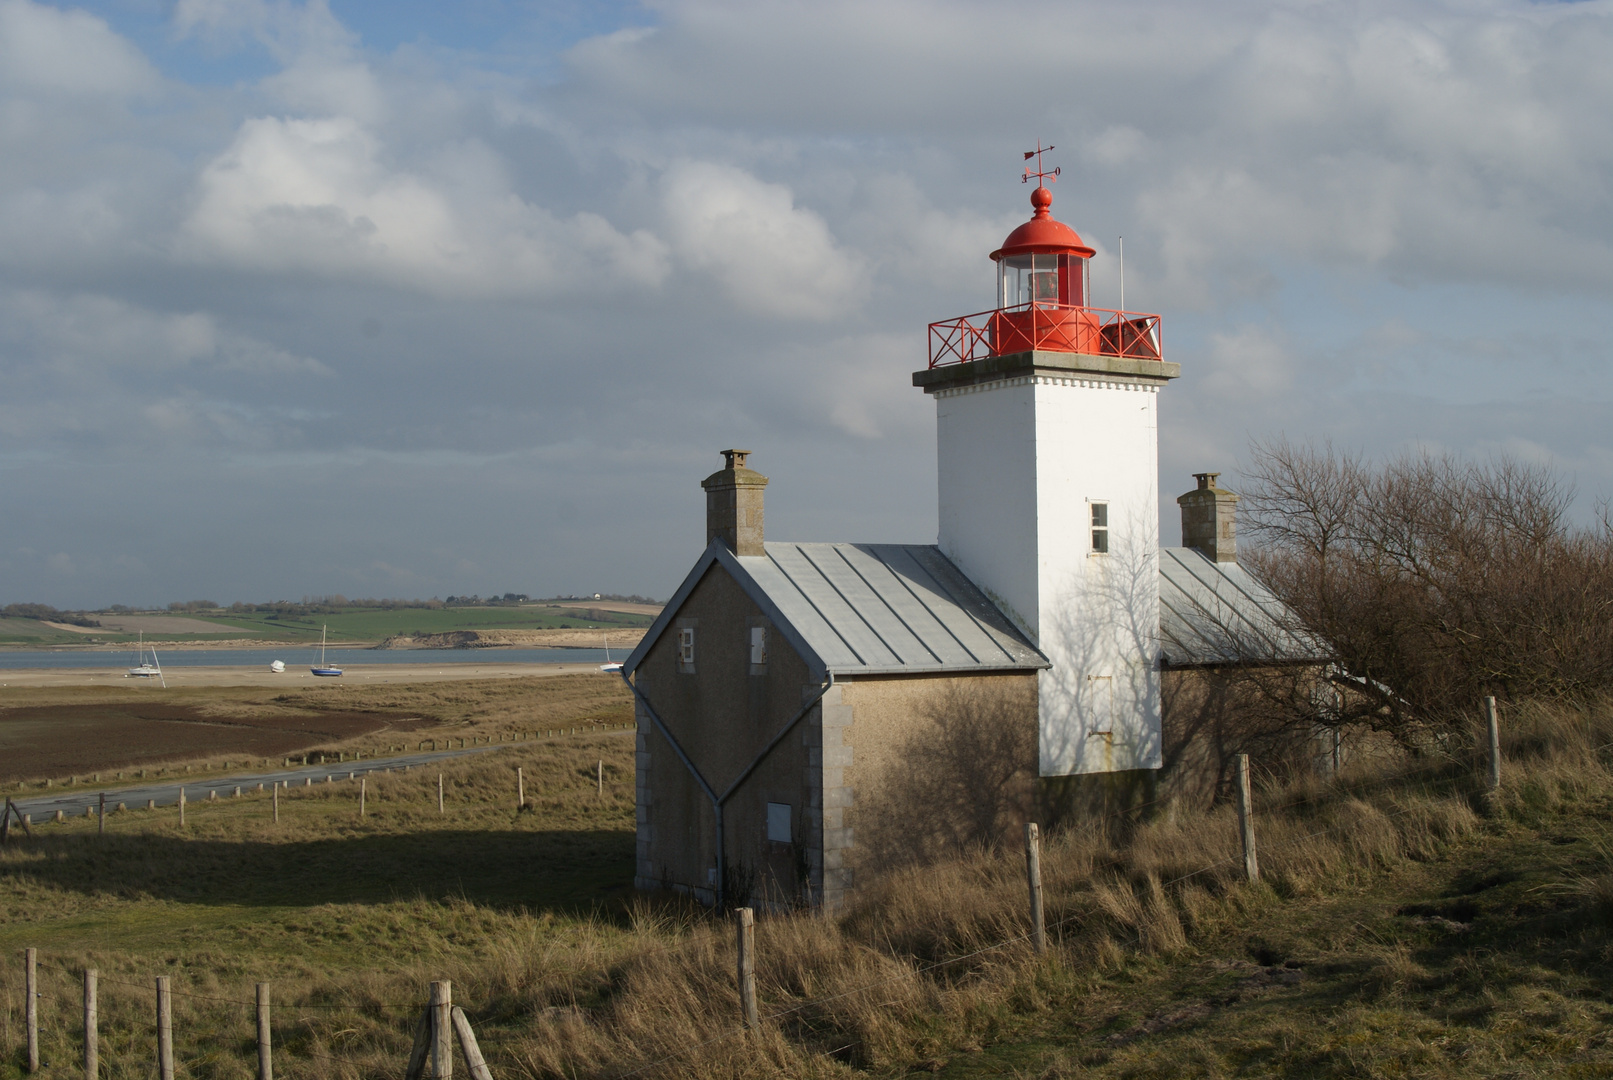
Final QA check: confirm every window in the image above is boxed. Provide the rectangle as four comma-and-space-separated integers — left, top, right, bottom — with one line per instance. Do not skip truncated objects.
678, 627, 695, 665
749, 626, 767, 666
766, 802, 792, 843
1090, 502, 1109, 554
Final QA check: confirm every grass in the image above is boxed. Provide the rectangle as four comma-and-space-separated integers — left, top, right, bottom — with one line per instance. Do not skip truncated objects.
0, 619, 87, 647
4, 691, 1613, 1078
0, 732, 639, 1080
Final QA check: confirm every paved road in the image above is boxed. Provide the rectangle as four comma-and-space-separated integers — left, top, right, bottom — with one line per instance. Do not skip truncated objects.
6, 744, 516, 823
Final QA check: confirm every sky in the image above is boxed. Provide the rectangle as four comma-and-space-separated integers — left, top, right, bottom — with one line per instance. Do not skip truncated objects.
2, 0, 1612, 609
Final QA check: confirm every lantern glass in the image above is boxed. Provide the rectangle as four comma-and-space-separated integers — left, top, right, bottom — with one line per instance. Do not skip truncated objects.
999, 253, 1086, 308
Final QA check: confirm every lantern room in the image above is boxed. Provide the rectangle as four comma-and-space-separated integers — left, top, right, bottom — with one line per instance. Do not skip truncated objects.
924, 153, 1163, 368
992, 184, 1095, 309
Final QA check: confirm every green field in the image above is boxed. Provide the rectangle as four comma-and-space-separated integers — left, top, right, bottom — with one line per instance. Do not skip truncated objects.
0, 617, 88, 646
0, 604, 656, 647
198, 604, 655, 642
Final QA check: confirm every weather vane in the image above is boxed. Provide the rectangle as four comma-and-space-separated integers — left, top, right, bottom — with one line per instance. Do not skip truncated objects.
1022, 142, 1061, 185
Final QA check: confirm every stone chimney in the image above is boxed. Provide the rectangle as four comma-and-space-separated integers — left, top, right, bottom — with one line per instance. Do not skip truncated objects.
1177, 471, 1238, 562
701, 449, 768, 556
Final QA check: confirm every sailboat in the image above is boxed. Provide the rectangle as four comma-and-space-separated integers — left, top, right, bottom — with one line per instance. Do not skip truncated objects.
599, 630, 622, 674
311, 624, 343, 677
126, 632, 165, 686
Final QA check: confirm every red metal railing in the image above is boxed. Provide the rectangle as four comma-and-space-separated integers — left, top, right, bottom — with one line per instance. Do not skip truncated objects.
928, 302, 1164, 368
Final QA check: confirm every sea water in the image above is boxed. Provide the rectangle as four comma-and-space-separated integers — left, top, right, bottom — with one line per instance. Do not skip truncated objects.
0, 647, 614, 669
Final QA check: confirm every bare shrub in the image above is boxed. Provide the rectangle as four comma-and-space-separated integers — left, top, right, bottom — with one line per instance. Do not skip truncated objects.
1241, 439, 1613, 741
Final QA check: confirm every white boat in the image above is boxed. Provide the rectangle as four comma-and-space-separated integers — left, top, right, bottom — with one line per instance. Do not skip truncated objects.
126, 633, 165, 686
311, 625, 343, 677
269, 660, 286, 673
599, 631, 622, 674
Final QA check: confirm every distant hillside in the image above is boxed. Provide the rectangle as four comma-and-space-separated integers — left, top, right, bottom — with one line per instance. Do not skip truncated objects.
377, 628, 647, 650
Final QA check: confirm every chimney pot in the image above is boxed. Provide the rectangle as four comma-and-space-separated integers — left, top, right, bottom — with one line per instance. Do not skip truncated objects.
702, 449, 768, 556
1177, 471, 1238, 563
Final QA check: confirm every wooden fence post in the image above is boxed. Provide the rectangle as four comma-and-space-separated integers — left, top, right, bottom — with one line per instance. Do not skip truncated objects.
404, 1005, 431, 1080
178, 787, 185, 827
1485, 695, 1502, 794
596, 760, 603, 797
359, 777, 367, 819
450, 1006, 495, 1080
255, 982, 272, 1080
430, 980, 453, 1080
438, 774, 445, 815
84, 968, 97, 1080
736, 907, 759, 1031
517, 767, 525, 810
25, 947, 38, 1073
156, 976, 174, 1080
1024, 822, 1046, 955
273, 782, 279, 824
1236, 754, 1260, 883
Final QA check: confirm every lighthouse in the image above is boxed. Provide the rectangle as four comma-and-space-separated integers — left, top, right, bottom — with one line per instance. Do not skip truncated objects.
913, 151, 1180, 779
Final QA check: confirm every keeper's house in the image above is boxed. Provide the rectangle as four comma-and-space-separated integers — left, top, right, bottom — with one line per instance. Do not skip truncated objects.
621, 450, 1047, 909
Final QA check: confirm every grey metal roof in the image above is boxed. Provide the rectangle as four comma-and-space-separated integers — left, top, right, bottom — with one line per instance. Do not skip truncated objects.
1159, 547, 1329, 668
623, 541, 1047, 680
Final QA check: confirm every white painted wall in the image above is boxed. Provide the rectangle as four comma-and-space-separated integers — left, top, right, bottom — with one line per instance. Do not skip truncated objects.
936, 373, 1162, 776
935, 380, 1040, 636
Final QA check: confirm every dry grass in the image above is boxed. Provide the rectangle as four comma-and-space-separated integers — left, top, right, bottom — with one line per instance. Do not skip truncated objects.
5, 693, 1613, 1078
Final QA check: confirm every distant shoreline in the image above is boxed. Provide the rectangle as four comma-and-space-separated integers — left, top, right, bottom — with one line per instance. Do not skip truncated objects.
0, 627, 647, 652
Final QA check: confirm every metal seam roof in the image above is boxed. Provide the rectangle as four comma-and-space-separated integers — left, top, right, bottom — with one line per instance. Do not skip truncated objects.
623, 541, 1047, 678
887, 545, 1023, 665
858, 545, 990, 665
765, 543, 1044, 674
1158, 547, 1327, 666
625, 541, 1317, 679
768, 543, 883, 666
796, 544, 907, 664
840, 547, 945, 664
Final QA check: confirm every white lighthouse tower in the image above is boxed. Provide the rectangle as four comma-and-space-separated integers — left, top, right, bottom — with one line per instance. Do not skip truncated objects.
912, 150, 1180, 778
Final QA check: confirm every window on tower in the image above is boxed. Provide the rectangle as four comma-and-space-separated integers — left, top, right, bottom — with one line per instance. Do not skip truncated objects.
1090, 502, 1109, 554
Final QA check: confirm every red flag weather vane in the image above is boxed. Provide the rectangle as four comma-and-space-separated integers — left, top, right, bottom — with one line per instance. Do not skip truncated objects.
1022, 142, 1061, 185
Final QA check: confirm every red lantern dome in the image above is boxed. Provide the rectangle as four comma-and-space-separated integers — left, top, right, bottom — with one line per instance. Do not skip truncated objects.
991, 185, 1096, 261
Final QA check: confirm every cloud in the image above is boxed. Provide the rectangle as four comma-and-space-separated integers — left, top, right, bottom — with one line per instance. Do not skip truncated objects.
0, 291, 333, 453
6, 0, 1613, 607
0, 0, 160, 98
181, 115, 669, 297
661, 160, 864, 319
568, 1, 1613, 304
